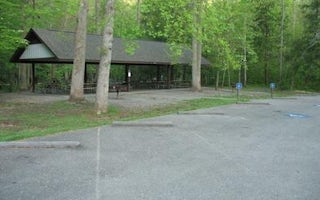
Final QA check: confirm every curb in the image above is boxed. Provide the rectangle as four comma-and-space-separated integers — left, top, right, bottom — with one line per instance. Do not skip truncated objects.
112, 121, 174, 127
178, 112, 225, 115
0, 141, 81, 149
236, 102, 271, 105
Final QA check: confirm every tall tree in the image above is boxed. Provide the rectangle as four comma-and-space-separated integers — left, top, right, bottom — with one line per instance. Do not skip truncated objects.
69, 0, 88, 102
297, 0, 320, 89
252, 0, 281, 85
96, 0, 115, 114
94, 0, 102, 34
279, 0, 285, 86
141, 0, 205, 91
202, 1, 256, 87
192, 1, 203, 91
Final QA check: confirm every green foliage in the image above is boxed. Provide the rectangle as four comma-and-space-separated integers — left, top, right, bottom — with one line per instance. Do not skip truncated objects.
141, 0, 196, 62
250, 0, 282, 84
0, 0, 319, 91
141, 0, 193, 42
0, 0, 79, 91
286, 0, 320, 90
114, 0, 142, 39
0, 1, 27, 52
202, 0, 257, 87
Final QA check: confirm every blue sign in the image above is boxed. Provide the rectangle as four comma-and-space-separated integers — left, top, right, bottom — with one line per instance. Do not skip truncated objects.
236, 83, 243, 90
270, 83, 276, 89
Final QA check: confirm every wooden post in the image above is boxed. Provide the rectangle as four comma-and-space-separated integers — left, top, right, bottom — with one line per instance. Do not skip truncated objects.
126, 65, 131, 92
125, 65, 128, 83
84, 63, 88, 83
31, 63, 35, 92
157, 65, 161, 81
167, 65, 171, 89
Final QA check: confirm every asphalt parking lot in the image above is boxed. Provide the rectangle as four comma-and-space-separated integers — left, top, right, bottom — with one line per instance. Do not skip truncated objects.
1, 94, 320, 200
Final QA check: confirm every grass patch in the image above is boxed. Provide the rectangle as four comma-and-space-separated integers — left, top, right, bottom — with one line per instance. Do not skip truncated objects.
0, 97, 238, 142
120, 97, 238, 121
0, 101, 119, 141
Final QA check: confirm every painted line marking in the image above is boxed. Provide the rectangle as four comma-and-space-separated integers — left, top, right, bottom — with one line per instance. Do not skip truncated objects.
178, 112, 225, 115
0, 141, 80, 148
112, 121, 173, 127
96, 128, 101, 200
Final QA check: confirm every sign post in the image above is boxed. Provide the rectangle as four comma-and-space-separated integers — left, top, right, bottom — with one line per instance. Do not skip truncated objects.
270, 83, 276, 98
236, 82, 242, 102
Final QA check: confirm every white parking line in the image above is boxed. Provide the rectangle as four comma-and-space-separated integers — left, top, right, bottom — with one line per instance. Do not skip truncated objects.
95, 128, 101, 200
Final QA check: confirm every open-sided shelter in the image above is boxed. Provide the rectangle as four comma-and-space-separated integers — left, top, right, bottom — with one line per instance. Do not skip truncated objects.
11, 28, 211, 92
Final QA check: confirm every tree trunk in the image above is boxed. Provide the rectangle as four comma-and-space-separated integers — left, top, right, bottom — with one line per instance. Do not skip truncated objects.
137, 0, 142, 25
95, 0, 102, 34
279, 0, 285, 87
191, 2, 202, 92
19, 64, 30, 90
96, 0, 115, 115
243, 18, 247, 87
192, 36, 202, 91
69, 0, 88, 102
222, 69, 226, 87
238, 66, 241, 84
264, 48, 269, 85
215, 70, 220, 90
228, 67, 231, 87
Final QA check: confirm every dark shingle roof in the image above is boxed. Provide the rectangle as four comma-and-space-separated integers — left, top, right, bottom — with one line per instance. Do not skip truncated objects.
11, 28, 211, 66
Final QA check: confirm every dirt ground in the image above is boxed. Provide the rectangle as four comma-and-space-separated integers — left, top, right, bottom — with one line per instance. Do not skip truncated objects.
0, 88, 244, 109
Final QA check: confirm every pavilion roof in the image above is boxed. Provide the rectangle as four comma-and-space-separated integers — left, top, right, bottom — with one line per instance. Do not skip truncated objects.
10, 28, 211, 66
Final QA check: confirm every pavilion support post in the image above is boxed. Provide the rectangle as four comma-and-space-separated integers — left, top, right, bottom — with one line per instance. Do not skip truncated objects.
84, 63, 88, 83
182, 65, 187, 81
156, 65, 161, 89
157, 66, 161, 81
125, 65, 131, 92
125, 65, 128, 83
31, 63, 35, 92
171, 65, 174, 82
167, 65, 171, 89
83, 63, 88, 94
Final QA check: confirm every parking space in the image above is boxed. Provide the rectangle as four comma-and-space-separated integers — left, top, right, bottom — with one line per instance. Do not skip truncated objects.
0, 95, 320, 200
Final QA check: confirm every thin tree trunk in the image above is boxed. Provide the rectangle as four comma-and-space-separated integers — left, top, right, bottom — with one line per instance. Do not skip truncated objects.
243, 18, 247, 87
137, 0, 142, 25
264, 49, 269, 85
228, 67, 231, 87
215, 70, 220, 90
244, 63, 247, 87
279, 0, 285, 87
222, 69, 226, 87
238, 66, 241, 84
290, 0, 297, 91
95, 0, 102, 34
96, 0, 115, 114
197, 38, 202, 87
70, 0, 88, 102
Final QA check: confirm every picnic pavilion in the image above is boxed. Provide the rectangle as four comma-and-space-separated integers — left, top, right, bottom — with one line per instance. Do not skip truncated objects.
10, 28, 211, 93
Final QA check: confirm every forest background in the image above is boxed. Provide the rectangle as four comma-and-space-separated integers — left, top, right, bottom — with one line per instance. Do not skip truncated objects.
0, 0, 319, 92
